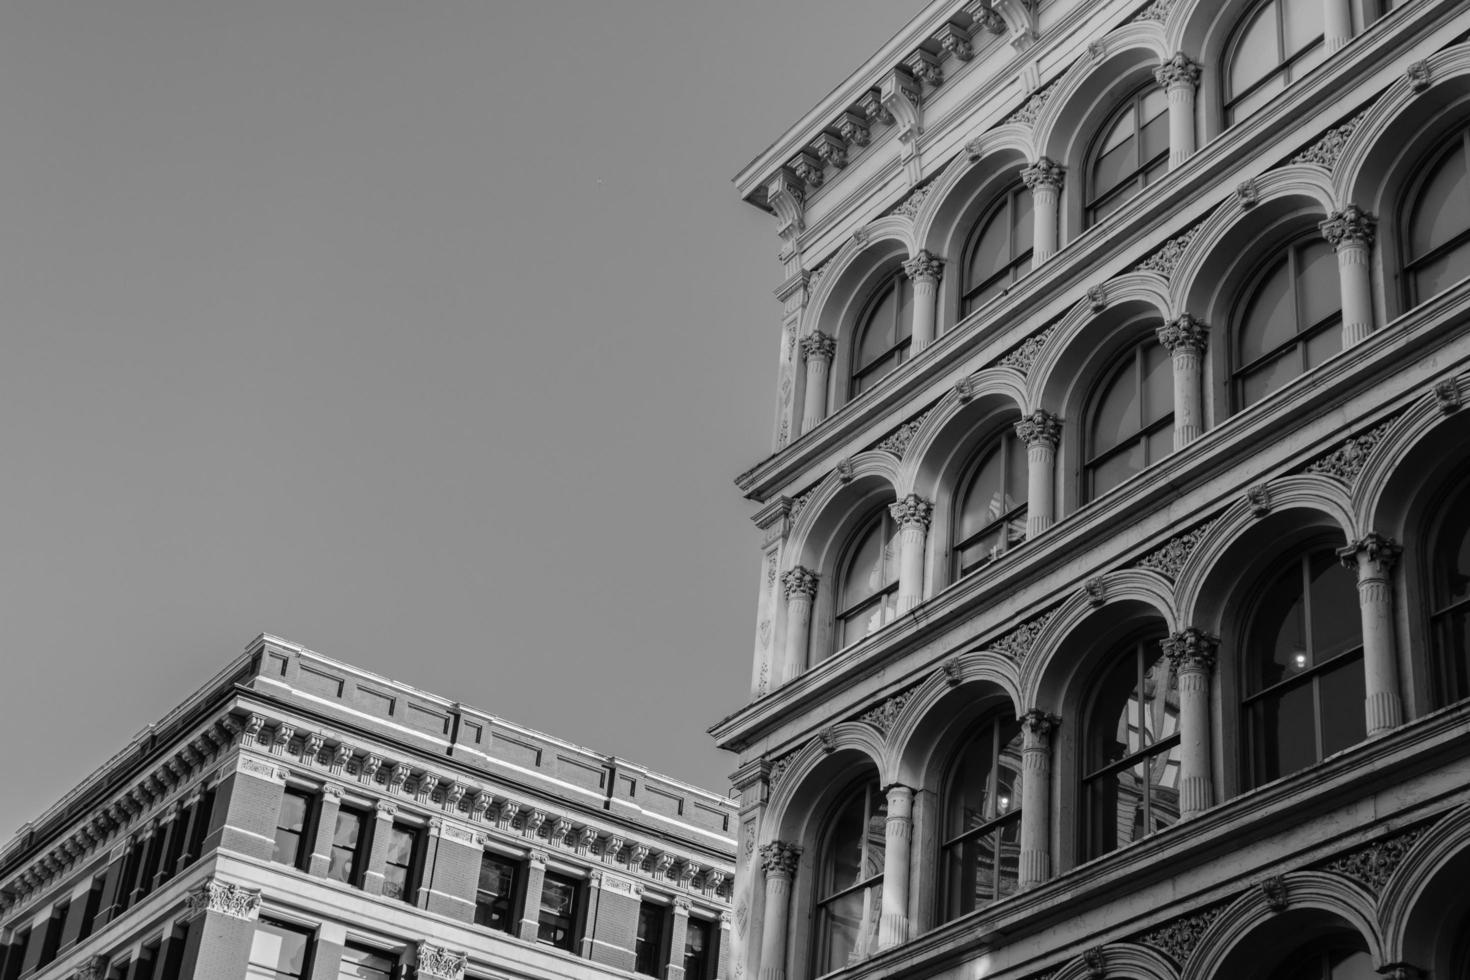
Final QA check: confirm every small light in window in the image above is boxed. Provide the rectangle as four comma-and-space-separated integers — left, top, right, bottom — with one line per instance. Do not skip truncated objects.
1292, 652, 1308, 670
997, 795, 1011, 812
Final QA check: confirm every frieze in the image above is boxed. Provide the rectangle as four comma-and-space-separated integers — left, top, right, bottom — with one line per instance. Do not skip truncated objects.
891, 183, 932, 220
1293, 110, 1369, 171
855, 682, 920, 736
184, 878, 262, 922
1304, 420, 1393, 484
1137, 519, 1219, 580
1137, 904, 1226, 966
1136, 0, 1178, 22
1004, 77, 1060, 129
416, 942, 469, 980
1322, 826, 1427, 891
1137, 223, 1203, 279
988, 610, 1055, 662
997, 325, 1056, 375
875, 409, 934, 458
789, 487, 817, 521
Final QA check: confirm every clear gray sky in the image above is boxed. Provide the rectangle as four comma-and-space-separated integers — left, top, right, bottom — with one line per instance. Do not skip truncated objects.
0, 1, 915, 835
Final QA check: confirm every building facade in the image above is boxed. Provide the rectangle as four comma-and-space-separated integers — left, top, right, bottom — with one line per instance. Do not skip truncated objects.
718, 1, 1470, 978
0, 636, 735, 980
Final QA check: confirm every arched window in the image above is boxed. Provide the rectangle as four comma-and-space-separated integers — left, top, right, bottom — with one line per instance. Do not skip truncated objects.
1242, 547, 1364, 788
1086, 85, 1169, 225
1085, 339, 1173, 500
1223, 0, 1326, 125
1404, 129, 1470, 306
942, 716, 1023, 919
953, 429, 1028, 576
961, 184, 1033, 317
851, 272, 913, 396
1429, 473, 1470, 708
1082, 630, 1180, 859
835, 509, 899, 650
815, 779, 885, 974
1264, 934, 1373, 979
1232, 236, 1340, 409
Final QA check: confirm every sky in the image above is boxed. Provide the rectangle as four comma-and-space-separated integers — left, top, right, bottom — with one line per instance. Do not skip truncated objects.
0, 1, 919, 836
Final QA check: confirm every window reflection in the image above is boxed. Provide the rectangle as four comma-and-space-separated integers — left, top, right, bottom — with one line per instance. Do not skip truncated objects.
954, 429, 1028, 576
1225, 0, 1326, 125
942, 716, 1024, 918
816, 780, 886, 974
835, 510, 901, 651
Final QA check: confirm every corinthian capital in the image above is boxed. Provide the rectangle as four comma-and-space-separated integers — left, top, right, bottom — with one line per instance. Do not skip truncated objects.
902, 249, 944, 283
1020, 709, 1060, 745
1338, 533, 1401, 577
1161, 628, 1219, 674
1320, 205, 1377, 250
889, 494, 933, 530
1021, 156, 1065, 192
781, 566, 819, 600
1153, 52, 1201, 91
799, 331, 836, 363
183, 877, 262, 922
1156, 314, 1208, 354
1014, 410, 1061, 449
417, 942, 469, 980
759, 841, 802, 878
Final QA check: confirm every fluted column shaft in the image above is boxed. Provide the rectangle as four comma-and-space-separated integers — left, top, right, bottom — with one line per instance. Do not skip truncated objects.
1018, 710, 1057, 889
780, 568, 818, 684
1157, 315, 1207, 448
903, 252, 944, 352
877, 785, 913, 948
1022, 159, 1065, 264
800, 333, 836, 434
889, 496, 932, 614
1155, 54, 1201, 169
1323, 0, 1352, 53
1015, 411, 1060, 537
1339, 534, 1404, 735
1322, 206, 1376, 347
757, 843, 801, 980
1164, 629, 1218, 820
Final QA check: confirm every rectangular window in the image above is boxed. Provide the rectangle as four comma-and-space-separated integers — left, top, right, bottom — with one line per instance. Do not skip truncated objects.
3, 927, 30, 980
38, 900, 67, 967
137, 831, 165, 900
159, 923, 189, 980
338, 944, 396, 980
133, 940, 160, 980
118, 840, 144, 910
683, 919, 713, 980
634, 902, 666, 977
535, 873, 580, 951
273, 789, 314, 870
78, 875, 106, 941
473, 853, 520, 933
246, 918, 313, 980
186, 786, 217, 867
18, 922, 45, 976
328, 807, 369, 887
381, 823, 421, 903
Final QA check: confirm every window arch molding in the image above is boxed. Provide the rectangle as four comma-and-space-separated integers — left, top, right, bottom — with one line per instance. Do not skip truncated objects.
1379, 804, 1470, 976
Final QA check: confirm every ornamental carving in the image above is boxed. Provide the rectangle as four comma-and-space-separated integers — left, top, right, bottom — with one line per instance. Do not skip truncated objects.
790, 487, 817, 520
790, 151, 824, 190
938, 23, 974, 62
839, 111, 871, 148
1138, 225, 1201, 278
1236, 179, 1258, 208
1154, 52, 1201, 91
1157, 314, 1208, 353
972, 4, 1006, 36
1435, 380, 1462, 414
1293, 111, 1368, 170
1305, 421, 1392, 484
1407, 59, 1431, 92
799, 331, 836, 362
1138, 904, 1225, 966
759, 841, 802, 877
941, 657, 962, 686
955, 376, 977, 403
769, 751, 796, 787
1083, 947, 1105, 979
185, 878, 262, 922
1161, 628, 1219, 673
876, 409, 933, 457
1261, 875, 1288, 912
999, 325, 1056, 374
1021, 156, 1065, 191
1020, 709, 1059, 740
782, 566, 819, 600
1086, 284, 1107, 312
1138, 520, 1219, 580
859, 89, 892, 126
1338, 532, 1401, 577
1136, 0, 1178, 22
902, 249, 944, 282
1005, 78, 1059, 128
1323, 826, 1426, 891
856, 685, 917, 736
1320, 205, 1376, 250
417, 942, 468, 980
893, 184, 931, 220
1246, 484, 1271, 516
989, 611, 1054, 662
1084, 577, 1106, 607
889, 494, 933, 530
812, 133, 847, 171
904, 50, 943, 88
1014, 410, 1061, 449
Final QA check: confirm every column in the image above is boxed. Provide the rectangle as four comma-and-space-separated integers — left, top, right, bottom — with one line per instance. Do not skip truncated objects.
780, 568, 819, 684
1017, 710, 1056, 889
757, 843, 800, 980
1021, 158, 1065, 265
172, 790, 205, 873
518, 850, 550, 943
1156, 314, 1208, 448
1339, 534, 1404, 735
716, 911, 733, 980
1154, 53, 1200, 169
1323, 0, 1352, 53
902, 251, 944, 352
888, 496, 932, 614
799, 333, 836, 435
877, 785, 913, 949
1320, 206, 1377, 347
307, 786, 344, 877
666, 898, 691, 980
1014, 411, 1061, 537
1163, 629, 1218, 820
362, 800, 397, 896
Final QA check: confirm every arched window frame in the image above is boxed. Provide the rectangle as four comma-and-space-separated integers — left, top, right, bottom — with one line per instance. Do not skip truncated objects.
833, 508, 900, 653
813, 777, 885, 975
959, 183, 1033, 318
849, 271, 913, 398
1400, 128, 1470, 310
1221, 0, 1327, 126
1084, 83, 1170, 226
951, 426, 1028, 578
1263, 933, 1373, 979
940, 714, 1023, 920
1425, 467, 1470, 709
1082, 338, 1174, 502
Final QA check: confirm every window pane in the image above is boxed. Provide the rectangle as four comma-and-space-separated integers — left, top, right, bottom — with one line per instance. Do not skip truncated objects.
1091, 356, 1140, 455
339, 947, 395, 980
1091, 442, 1144, 498
1319, 654, 1367, 757
1304, 322, 1341, 370
1437, 492, 1470, 605
1142, 342, 1172, 425
856, 286, 897, 369
1307, 550, 1361, 661
328, 810, 364, 884
1412, 141, 1470, 259
1251, 678, 1317, 783
1241, 349, 1299, 406
273, 792, 310, 866
1146, 425, 1173, 466
1092, 141, 1136, 202
1252, 559, 1308, 688
819, 889, 863, 973
996, 722, 1024, 815
1012, 190, 1033, 257
1092, 653, 1141, 774
248, 921, 311, 980
1297, 239, 1341, 327
1090, 189, 1130, 223
1139, 649, 1178, 749
1434, 608, 1470, 707
635, 903, 665, 977
537, 876, 578, 950
894, 277, 913, 344
958, 445, 1006, 542
841, 519, 887, 609
967, 207, 1011, 290
1412, 242, 1470, 302
1240, 257, 1295, 363
385, 826, 415, 866
684, 920, 711, 980
1098, 108, 1135, 157
1229, 78, 1283, 124
1139, 104, 1170, 165
1282, 0, 1323, 54
476, 854, 518, 931
1229, 4, 1281, 97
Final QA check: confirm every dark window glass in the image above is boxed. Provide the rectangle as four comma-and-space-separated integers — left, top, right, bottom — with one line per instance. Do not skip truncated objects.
815, 779, 885, 974
634, 902, 666, 977
273, 789, 313, 870
474, 852, 520, 933
953, 428, 1028, 576
536, 873, 580, 951
79, 876, 105, 941
1233, 238, 1341, 409
187, 786, 216, 866
1265, 934, 1374, 979
1083, 631, 1181, 859
962, 184, 1033, 316
835, 510, 900, 652
328, 807, 369, 887
338, 944, 396, 980
382, 824, 421, 903
1431, 475, 1470, 707
683, 919, 713, 980
942, 716, 1023, 919
5, 928, 31, 980
1225, 0, 1327, 125
1086, 86, 1169, 224
1086, 339, 1174, 499
159, 924, 189, 980
1243, 548, 1365, 787
246, 919, 313, 980
1406, 131, 1470, 306
850, 273, 913, 396
137, 829, 165, 900
39, 901, 67, 966
133, 941, 159, 980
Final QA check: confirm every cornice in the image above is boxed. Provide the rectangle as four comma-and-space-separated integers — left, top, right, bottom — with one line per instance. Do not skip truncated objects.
712, 281, 1470, 751
733, 0, 1458, 502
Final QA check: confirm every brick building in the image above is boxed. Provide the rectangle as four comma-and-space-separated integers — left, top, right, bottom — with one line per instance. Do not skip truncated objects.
0, 635, 735, 980
718, 0, 1470, 978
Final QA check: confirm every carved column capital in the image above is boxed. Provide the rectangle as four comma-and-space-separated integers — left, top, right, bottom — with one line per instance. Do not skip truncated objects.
901, 249, 944, 283
416, 942, 469, 980
1153, 51, 1201, 91
888, 494, 933, 531
781, 566, 819, 600
1156, 313, 1208, 354
1021, 156, 1065, 192
759, 841, 802, 879
1320, 205, 1377, 250
1161, 628, 1219, 674
799, 331, 836, 363
1020, 709, 1060, 745
1338, 532, 1401, 578
374, 799, 398, 818
183, 877, 262, 922
1014, 410, 1061, 449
